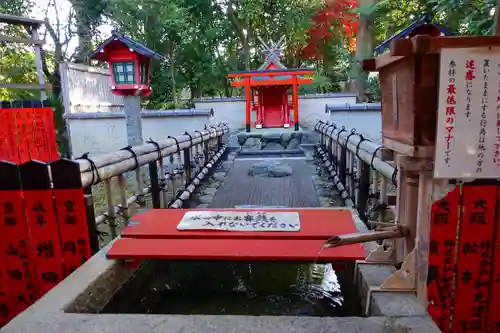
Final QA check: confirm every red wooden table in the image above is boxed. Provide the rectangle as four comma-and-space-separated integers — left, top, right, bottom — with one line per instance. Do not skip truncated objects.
107, 209, 365, 262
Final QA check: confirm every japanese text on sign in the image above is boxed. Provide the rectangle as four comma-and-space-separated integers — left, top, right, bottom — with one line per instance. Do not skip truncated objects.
177, 211, 301, 232
434, 47, 500, 179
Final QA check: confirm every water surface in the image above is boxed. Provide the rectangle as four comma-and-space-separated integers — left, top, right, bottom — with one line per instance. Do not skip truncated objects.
102, 261, 361, 317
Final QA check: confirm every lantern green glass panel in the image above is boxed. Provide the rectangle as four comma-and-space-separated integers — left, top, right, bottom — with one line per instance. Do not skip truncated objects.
113, 61, 136, 84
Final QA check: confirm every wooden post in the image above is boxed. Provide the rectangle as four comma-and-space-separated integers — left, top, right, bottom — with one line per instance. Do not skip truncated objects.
31, 27, 46, 101
414, 165, 441, 305
123, 96, 143, 146
245, 79, 251, 132
292, 76, 299, 131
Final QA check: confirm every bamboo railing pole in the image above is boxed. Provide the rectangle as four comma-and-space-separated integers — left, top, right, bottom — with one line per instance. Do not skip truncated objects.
77, 125, 228, 173
316, 122, 395, 182
80, 127, 229, 187
323, 226, 407, 248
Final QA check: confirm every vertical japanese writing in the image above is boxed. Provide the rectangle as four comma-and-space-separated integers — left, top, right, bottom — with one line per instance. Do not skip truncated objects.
458, 240, 491, 332
452, 186, 497, 333
444, 60, 457, 166
475, 60, 489, 174
0, 269, 9, 325
63, 200, 76, 226
495, 63, 500, 167
3, 202, 16, 227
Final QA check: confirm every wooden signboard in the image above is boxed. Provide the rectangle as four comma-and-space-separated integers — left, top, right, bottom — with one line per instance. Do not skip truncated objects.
177, 211, 301, 232
434, 47, 500, 179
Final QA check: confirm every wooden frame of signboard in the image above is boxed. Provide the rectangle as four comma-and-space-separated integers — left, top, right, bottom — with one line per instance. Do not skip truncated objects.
363, 35, 500, 158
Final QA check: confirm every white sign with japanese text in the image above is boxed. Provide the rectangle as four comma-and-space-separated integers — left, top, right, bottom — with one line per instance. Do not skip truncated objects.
434, 47, 500, 179
177, 211, 301, 232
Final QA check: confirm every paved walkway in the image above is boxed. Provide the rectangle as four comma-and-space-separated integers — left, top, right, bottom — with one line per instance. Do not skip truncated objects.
209, 158, 319, 208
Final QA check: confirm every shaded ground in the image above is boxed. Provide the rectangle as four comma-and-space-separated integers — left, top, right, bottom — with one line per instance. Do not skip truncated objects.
209, 158, 320, 208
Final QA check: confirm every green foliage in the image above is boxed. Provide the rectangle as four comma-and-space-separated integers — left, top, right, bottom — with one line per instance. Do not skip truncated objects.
366, 75, 380, 102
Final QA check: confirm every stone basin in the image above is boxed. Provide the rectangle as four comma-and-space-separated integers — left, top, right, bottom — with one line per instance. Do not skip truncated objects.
0, 208, 441, 333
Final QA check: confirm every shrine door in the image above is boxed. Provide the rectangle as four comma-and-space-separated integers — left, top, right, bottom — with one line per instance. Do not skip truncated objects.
262, 86, 287, 128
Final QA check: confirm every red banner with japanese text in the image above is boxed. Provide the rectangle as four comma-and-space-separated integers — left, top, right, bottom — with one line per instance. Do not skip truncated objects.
0, 162, 38, 319
11, 102, 31, 164
40, 100, 58, 162
426, 182, 500, 333
50, 160, 92, 277
19, 161, 64, 296
426, 185, 460, 333
0, 102, 18, 164
32, 101, 51, 162
452, 184, 497, 332
488, 188, 500, 333
0, 105, 7, 161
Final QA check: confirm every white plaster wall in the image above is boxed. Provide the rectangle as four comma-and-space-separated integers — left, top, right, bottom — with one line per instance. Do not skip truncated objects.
299, 96, 357, 129
196, 94, 358, 130
60, 62, 124, 113
67, 115, 211, 157
203, 100, 246, 129
329, 111, 382, 143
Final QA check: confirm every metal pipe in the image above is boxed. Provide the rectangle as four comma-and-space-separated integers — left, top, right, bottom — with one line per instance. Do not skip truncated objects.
325, 103, 381, 113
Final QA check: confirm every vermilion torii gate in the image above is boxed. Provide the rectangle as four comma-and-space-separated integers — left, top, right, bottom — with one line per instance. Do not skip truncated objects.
228, 38, 315, 132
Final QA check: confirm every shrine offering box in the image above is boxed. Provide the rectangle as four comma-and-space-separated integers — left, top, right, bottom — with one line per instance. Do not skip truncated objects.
363, 35, 500, 157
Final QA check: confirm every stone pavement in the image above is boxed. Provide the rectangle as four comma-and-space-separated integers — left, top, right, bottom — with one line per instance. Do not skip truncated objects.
209, 158, 319, 208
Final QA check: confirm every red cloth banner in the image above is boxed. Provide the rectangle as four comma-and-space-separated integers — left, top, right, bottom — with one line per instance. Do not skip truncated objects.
426, 185, 461, 333
11, 102, 30, 164
50, 160, 92, 277
19, 161, 63, 296
0, 103, 19, 163
452, 184, 497, 332
487, 187, 500, 333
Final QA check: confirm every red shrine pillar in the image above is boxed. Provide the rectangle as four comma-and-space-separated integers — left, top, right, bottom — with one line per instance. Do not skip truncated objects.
245, 78, 251, 132
292, 76, 299, 131
257, 89, 263, 128
283, 91, 290, 128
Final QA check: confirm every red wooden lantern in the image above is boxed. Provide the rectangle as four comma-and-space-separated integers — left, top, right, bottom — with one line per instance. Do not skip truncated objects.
88, 31, 164, 97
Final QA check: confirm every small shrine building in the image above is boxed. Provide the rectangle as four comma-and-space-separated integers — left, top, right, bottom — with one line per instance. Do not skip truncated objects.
228, 38, 315, 132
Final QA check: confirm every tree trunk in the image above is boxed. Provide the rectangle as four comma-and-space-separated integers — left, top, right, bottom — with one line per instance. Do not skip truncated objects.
169, 49, 177, 107
242, 35, 250, 69
495, 0, 500, 35
226, 0, 251, 70
354, 0, 376, 102
71, 1, 93, 64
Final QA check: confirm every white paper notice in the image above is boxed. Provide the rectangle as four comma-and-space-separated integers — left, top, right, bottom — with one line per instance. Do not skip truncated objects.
176, 211, 300, 232
434, 47, 500, 179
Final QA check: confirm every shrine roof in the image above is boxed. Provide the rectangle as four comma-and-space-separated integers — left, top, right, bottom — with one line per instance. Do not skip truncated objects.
89, 31, 165, 61
228, 67, 316, 76
374, 13, 455, 55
